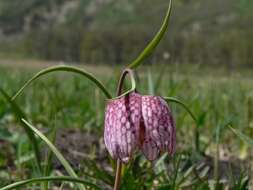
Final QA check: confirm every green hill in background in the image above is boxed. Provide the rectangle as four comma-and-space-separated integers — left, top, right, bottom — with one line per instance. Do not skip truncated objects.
0, 0, 252, 67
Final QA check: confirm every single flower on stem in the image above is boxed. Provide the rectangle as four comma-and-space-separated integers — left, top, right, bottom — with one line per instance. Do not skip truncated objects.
104, 68, 176, 190
103, 0, 173, 188
104, 91, 176, 163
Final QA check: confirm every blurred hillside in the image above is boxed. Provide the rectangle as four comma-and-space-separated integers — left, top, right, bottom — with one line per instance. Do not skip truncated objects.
0, 0, 252, 67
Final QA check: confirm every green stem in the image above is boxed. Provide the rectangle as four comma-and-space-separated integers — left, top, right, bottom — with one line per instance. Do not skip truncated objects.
113, 68, 136, 99
113, 159, 122, 190
113, 68, 137, 190
12, 65, 112, 100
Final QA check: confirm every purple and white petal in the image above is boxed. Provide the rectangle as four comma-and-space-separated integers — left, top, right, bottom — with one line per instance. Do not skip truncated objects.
104, 91, 176, 163
104, 92, 141, 163
141, 136, 159, 161
141, 95, 176, 158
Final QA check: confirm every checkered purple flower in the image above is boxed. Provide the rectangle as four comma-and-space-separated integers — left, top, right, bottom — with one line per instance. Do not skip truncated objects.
104, 92, 176, 163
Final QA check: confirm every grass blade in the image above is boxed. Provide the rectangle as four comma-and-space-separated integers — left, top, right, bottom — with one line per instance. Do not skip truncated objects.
0, 176, 102, 190
12, 65, 112, 100
0, 88, 42, 174
84, 159, 114, 186
21, 119, 85, 190
128, 0, 172, 69
43, 127, 56, 190
229, 126, 253, 146
163, 96, 197, 122
164, 96, 200, 152
147, 70, 154, 95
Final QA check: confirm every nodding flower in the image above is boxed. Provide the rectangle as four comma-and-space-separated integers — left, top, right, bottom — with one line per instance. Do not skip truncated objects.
104, 92, 176, 163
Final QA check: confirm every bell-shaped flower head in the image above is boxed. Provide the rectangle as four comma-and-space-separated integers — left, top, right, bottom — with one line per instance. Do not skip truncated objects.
104, 92, 176, 163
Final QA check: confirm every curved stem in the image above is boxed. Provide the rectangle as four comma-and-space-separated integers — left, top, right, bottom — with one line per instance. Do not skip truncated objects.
113, 68, 136, 190
116, 68, 136, 96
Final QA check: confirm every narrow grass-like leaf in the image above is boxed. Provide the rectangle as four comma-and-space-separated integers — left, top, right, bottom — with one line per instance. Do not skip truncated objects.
171, 155, 181, 189
154, 66, 166, 93
43, 127, 56, 190
12, 65, 112, 100
128, 0, 172, 69
164, 96, 200, 152
21, 119, 85, 190
84, 159, 114, 186
214, 124, 221, 182
0, 176, 102, 190
0, 88, 42, 173
177, 165, 195, 186
163, 96, 197, 123
147, 70, 154, 95
229, 126, 253, 146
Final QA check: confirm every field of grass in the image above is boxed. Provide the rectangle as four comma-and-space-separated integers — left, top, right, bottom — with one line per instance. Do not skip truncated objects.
0, 61, 253, 189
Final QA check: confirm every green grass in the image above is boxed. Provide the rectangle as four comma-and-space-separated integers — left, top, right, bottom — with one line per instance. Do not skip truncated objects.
0, 63, 252, 189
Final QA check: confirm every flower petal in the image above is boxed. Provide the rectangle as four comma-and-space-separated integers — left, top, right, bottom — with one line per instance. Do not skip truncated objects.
141, 96, 176, 158
104, 92, 141, 163
142, 136, 160, 161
